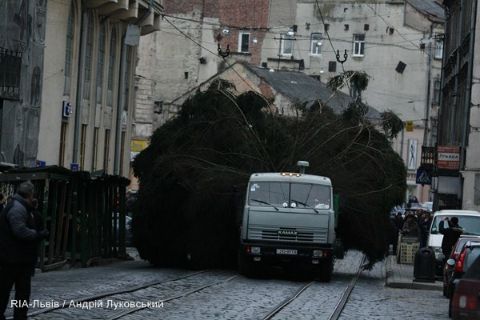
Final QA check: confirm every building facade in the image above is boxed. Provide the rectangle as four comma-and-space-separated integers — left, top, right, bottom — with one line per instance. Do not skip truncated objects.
435, 0, 480, 210
134, 0, 270, 144
261, 0, 444, 202
0, 0, 48, 167
37, 0, 162, 177
135, 0, 444, 200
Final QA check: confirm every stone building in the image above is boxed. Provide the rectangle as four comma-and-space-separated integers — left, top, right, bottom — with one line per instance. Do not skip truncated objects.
135, 0, 444, 200
434, 0, 480, 210
134, 0, 270, 144
261, 0, 444, 202
0, 0, 48, 167
36, 0, 162, 177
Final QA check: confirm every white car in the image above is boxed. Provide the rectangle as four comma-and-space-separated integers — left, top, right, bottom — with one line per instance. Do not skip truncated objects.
428, 210, 480, 274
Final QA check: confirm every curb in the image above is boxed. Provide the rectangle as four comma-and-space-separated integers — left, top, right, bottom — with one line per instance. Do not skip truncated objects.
384, 256, 442, 291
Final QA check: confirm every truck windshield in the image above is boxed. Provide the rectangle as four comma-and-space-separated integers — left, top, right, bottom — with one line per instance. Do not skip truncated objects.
430, 215, 480, 236
248, 182, 331, 210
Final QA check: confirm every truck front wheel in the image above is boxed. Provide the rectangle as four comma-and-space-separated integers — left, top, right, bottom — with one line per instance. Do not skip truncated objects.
238, 251, 256, 277
317, 258, 333, 282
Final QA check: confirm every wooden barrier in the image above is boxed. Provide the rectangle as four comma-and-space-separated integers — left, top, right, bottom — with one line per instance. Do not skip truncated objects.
0, 166, 129, 270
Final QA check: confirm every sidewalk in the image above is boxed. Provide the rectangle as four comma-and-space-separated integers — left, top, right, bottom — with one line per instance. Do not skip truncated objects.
385, 255, 443, 291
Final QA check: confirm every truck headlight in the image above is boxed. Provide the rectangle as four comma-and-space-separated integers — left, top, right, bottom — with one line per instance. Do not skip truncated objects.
313, 250, 323, 257
251, 247, 261, 254
433, 248, 444, 261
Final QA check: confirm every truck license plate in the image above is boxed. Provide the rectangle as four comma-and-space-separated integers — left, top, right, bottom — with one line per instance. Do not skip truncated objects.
276, 249, 298, 255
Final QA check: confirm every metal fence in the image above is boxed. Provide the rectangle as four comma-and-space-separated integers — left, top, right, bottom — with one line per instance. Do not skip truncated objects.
0, 166, 129, 270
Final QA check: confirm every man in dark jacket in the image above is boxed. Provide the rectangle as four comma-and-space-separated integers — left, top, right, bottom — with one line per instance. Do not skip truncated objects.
0, 182, 48, 320
439, 217, 463, 259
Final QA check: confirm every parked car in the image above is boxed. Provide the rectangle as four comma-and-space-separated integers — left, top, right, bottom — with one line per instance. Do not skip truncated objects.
421, 201, 433, 212
427, 210, 480, 275
451, 255, 480, 319
447, 241, 480, 317
443, 236, 480, 296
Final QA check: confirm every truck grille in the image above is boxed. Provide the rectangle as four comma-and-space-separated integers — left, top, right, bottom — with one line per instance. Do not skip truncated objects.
248, 226, 327, 243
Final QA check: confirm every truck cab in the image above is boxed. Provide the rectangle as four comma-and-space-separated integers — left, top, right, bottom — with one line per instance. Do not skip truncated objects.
238, 171, 337, 281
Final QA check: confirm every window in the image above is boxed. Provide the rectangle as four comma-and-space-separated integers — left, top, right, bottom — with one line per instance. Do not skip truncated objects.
103, 129, 110, 171
281, 33, 294, 55
248, 182, 332, 210
310, 33, 322, 55
430, 215, 480, 236
352, 34, 365, 57
248, 182, 289, 207
328, 61, 337, 72
92, 127, 99, 171
238, 32, 250, 53
59, 122, 68, 166
434, 39, 444, 60
96, 23, 106, 104
80, 124, 87, 170
64, 4, 75, 95
291, 183, 331, 209
83, 14, 94, 100
107, 30, 117, 107
433, 79, 441, 105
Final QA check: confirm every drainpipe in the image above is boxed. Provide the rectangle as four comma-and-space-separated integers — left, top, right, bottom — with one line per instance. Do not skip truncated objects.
73, 4, 88, 165
462, 0, 478, 162
459, 0, 478, 208
423, 24, 433, 147
114, 35, 127, 176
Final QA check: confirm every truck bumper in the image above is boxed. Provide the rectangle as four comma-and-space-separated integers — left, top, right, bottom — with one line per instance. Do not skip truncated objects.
239, 241, 333, 265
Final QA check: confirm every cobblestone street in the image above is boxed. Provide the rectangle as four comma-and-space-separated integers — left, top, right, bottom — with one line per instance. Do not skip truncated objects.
4, 250, 449, 320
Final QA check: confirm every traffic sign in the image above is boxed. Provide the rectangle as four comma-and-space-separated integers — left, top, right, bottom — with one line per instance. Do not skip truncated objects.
416, 166, 432, 185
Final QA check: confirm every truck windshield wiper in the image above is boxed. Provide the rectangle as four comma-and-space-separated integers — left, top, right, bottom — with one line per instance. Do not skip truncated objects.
250, 199, 279, 211
290, 199, 319, 213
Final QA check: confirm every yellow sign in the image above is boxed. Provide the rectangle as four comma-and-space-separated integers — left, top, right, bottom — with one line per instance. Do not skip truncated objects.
405, 121, 414, 132
131, 139, 149, 152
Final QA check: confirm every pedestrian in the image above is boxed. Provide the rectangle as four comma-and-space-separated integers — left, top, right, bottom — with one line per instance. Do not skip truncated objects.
407, 195, 419, 209
389, 215, 399, 254
418, 211, 432, 248
0, 181, 49, 320
439, 217, 463, 261
401, 213, 420, 238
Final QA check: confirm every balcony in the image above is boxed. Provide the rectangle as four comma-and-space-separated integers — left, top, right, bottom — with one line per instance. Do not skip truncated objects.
89, 0, 163, 35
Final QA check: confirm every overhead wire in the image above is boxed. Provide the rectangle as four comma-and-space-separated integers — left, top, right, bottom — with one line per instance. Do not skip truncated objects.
163, 16, 269, 104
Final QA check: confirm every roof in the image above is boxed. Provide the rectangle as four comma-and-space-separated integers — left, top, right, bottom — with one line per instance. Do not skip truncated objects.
243, 64, 381, 119
249, 173, 332, 186
407, 0, 445, 22
434, 210, 480, 216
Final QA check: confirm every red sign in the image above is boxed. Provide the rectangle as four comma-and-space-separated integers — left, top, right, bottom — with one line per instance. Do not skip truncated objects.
437, 146, 460, 170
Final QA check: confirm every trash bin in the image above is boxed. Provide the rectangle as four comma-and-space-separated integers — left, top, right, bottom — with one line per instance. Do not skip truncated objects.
414, 247, 436, 282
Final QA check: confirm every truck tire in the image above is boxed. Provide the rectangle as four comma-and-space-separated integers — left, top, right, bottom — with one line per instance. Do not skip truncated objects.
317, 258, 333, 282
238, 251, 255, 277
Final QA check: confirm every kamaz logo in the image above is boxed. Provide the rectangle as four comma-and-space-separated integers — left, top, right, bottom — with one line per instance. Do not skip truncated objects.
278, 229, 297, 236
